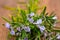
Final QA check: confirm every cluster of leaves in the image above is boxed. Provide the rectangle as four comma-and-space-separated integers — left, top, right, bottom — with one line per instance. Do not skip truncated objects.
2, 0, 60, 40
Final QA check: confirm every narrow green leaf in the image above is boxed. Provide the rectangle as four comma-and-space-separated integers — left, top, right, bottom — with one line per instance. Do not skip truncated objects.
2, 6, 16, 11
40, 6, 46, 17
2, 17, 11, 23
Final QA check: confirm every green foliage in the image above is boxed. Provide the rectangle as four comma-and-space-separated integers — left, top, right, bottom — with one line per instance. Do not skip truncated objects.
2, 17, 11, 23
2, 0, 59, 40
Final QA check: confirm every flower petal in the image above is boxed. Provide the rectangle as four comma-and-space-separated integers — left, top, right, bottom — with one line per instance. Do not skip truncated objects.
10, 30, 15, 35
57, 35, 60, 39
24, 37, 28, 40
33, 19, 42, 24
23, 26, 30, 32
56, 33, 60, 39
5, 23, 10, 29
36, 19, 42, 24
17, 27, 21, 32
37, 25, 45, 33
27, 18, 34, 23
29, 12, 34, 17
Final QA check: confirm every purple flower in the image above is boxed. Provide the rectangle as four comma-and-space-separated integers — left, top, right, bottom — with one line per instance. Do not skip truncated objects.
27, 18, 34, 23
17, 27, 21, 32
5, 23, 10, 29
40, 26, 45, 32
10, 30, 15, 35
23, 26, 30, 32
33, 19, 42, 24
57, 35, 60, 39
24, 37, 28, 40
29, 12, 34, 17
37, 25, 45, 33
56, 33, 60, 39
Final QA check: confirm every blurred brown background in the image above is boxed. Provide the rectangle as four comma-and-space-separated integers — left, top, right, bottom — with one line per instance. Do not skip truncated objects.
0, 0, 60, 40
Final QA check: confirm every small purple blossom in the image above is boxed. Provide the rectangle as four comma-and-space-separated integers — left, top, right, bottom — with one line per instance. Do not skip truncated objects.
40, 26, 45, 32
27, 17, 34, 23
22, 26, 30, 32
5, 23, 10, 29
37, 25, 45, 33
24, 37, 28, 40
17, 27, 21, 32
56, 33, 60, 39
29, 12, 34, 17
33, 19, 42, 24
57, 35, 60, 39
10, 30, 15, 35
